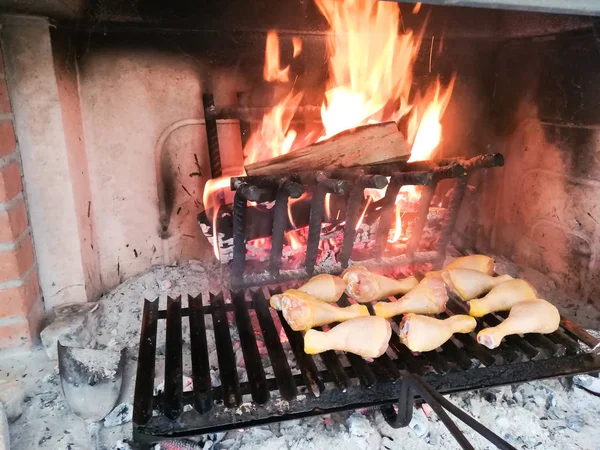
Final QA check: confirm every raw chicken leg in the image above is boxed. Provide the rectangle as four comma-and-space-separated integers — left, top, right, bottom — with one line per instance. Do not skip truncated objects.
342, 266, 418, 303
442, 268, 513, 301
426, 254, 495, 278
468, 279, 536, 317
304, 316, 391, 358
298, 274, 346, 303
399, 313, 477, 352
373, 277, 448, 318
278, 289, 369, 331
271, 274, 346, 309
477, 299, 560, 349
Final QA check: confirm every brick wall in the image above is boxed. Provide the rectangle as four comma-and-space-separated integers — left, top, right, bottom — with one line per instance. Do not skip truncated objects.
0, 42, 44, 348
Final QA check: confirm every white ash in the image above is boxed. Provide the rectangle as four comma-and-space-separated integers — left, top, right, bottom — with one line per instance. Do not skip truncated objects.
65, 347, 122, 379
1, 261, 600, 449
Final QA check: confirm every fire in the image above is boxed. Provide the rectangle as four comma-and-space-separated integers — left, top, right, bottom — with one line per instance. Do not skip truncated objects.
264, 30, 290, 83
292, 37, 303, 58
408, 76, 456, 162
315, 0, 420, 139
212, 204, 221, 259
204, 0, 457, 262
287, 230, 305, 249
203, 176, 232, 215
244, 91, 303, 165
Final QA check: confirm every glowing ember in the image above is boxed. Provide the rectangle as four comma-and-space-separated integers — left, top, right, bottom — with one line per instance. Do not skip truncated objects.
264, 30, 290, 83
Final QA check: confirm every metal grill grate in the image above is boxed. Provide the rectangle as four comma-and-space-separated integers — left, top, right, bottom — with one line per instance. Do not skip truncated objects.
133, 279, 600, 444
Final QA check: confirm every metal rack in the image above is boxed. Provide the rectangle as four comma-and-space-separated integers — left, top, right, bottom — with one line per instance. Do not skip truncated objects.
133, 282, 600, 446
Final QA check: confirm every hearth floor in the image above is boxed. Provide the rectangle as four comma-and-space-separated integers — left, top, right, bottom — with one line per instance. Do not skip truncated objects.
1, 259, 600, 449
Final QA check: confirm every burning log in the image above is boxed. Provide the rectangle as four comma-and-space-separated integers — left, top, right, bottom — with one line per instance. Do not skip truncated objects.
244, 122, 411, 176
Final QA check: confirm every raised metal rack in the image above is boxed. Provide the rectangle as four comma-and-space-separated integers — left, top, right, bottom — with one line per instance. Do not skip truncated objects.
133, 280, 600, 445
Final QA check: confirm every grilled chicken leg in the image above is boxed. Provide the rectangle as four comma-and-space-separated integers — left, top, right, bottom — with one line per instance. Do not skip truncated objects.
442, 269, 514, 301
304, 316, 391, 358
373, 277, 448, 318
278, 290, 368, 331
468, 279, 537, 317
477, 299, 560, 349
426, 254, 495, 278
399, 313, 477, 352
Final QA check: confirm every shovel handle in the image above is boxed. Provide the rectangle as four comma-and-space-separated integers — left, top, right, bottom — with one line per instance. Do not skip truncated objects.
87, 421, 100, 450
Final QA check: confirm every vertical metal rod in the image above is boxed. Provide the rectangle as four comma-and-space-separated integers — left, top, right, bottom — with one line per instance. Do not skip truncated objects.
164, 296, 183, 420
373, 179, 402, 257
133, 298, 159, 425
237, 92, 252, 149
232, 190, 247, 287
270, 188, 291, 274
406, 182, 437, 257
202, 93, 222, 178
188, 294, 212, 413
435, 176, 468, 268
339, 185, 365, 268
305, 185, 328, 275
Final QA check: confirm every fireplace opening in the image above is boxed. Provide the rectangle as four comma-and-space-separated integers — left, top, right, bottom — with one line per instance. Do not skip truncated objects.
1, 1, 600, 449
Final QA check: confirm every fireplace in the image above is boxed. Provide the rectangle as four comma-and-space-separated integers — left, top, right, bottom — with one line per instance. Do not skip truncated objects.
0, 0, 600, 448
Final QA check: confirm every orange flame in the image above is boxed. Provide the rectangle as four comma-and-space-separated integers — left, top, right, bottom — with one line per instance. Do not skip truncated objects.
264, 30, 290, 83
244, 90, 303, 165
203, 176, 232, 213
388, 201, 403, 243
205, 2, 457, 261
412, 2, 422, 14
287, 230, 305, 249
408, 76, 456, 162
315, 0, 420, 139
292, 37, 303, 58
212, 204, 221, 259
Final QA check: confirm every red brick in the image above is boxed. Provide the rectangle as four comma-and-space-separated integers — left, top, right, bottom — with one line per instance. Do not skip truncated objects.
0, 122, 16, 158
0, 80, 10, 115
0, 161, 21, 203
0, 270, 39, 318
0, 299, 44, 348
0, 197, 28, 243
0, 234, 34, 282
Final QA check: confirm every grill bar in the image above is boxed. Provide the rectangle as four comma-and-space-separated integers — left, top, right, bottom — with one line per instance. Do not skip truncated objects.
164, 296, 183, 419
188, 294, 213, 413
231, 290, 270, 404
276, 308, 325, 397
251, 290, 298, 400
210, 293, 241, 407
133, 298, 159, 426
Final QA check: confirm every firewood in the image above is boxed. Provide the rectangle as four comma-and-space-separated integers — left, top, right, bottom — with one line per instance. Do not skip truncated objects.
244, 122, 411, 176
